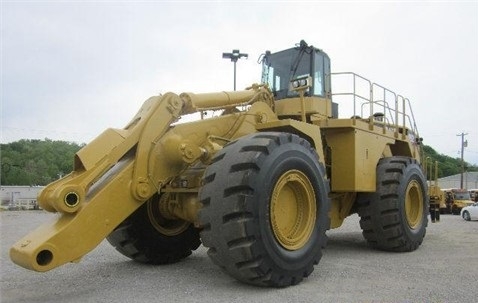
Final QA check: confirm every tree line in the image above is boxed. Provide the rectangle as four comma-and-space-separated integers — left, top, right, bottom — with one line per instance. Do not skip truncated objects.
422, 145, 477, 178
0, 139, 476, 186
1, 139, 84, 186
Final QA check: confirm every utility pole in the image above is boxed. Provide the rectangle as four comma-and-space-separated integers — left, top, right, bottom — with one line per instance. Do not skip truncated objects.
222, 49, 248, 91
457, 132, 468, 189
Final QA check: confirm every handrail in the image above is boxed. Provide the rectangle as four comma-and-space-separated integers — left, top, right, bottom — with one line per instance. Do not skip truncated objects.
372, 82, 397, 125
329, 72, 420, 141
329, 72, 371, 124
360, 100, 395, 134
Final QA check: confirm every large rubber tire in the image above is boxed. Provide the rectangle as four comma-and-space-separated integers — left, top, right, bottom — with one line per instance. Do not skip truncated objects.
462, 211, 471, 221
198, 132, 330, 287
106, 194, 201, 264
357, 156, 428, 252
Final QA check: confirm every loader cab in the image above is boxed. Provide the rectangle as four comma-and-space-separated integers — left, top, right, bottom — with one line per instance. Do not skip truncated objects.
261, 40, 335, 119
261, 40, 331, 100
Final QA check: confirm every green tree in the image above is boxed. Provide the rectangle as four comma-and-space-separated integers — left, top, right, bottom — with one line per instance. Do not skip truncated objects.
1, 139, 83, 186
423, 145, 477, 178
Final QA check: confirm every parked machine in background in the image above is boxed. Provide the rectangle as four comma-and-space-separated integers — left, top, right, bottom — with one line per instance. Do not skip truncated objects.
10, 41, 428, 287
441, 188, 474, 215
426, 160, 441, 222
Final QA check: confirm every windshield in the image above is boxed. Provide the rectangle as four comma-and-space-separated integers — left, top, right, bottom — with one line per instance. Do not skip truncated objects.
261, 43, 331, 101
454, 192, 471, 200
262, 48, 312, 100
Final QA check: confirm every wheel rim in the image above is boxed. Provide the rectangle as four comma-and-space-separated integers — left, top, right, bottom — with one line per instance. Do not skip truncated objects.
147, 195, 189, 236
270, 170, 316, 250
404, 180, 424, 229
464, 212, 470, 220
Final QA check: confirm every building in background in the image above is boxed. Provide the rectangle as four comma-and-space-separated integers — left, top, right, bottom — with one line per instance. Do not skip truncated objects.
0, 186, 44, 210
437, 172, 478, 190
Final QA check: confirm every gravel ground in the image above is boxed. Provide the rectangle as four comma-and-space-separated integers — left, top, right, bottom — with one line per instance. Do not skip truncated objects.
1, 210, 477, 303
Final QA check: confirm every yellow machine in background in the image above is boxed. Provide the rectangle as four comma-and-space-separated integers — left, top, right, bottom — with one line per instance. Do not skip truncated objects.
10, 41, 427, 287
423, 160, 473, 218
426, 159, 442, 222
441, 188, 474, 214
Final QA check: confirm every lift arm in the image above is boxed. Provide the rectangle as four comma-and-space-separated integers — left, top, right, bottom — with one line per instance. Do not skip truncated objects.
10, 93, 186, 271
10, 87, 267, 272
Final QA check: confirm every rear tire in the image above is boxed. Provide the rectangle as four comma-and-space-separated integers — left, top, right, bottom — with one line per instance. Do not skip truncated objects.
198, 132, 330, 287
357, 156, 428, 252
107, 194, 201, 264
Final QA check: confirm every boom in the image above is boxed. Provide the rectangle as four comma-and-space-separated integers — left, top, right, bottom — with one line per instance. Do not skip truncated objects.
10, 86, 275, 271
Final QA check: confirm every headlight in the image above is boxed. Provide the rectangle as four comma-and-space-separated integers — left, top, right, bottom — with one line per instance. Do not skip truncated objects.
289, 76, 312, 91
299, 78, 308, 86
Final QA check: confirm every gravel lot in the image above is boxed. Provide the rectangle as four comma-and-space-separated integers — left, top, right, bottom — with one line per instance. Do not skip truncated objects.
1, 210, 477, 303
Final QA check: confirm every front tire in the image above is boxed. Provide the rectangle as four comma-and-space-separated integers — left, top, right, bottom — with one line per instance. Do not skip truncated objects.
463, 211, 471, 221
357, 156, 428, 252
198, 132, 330, 287
107, 194, 201, 264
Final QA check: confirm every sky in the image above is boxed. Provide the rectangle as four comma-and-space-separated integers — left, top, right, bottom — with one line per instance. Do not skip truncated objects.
1, 0, 478, 165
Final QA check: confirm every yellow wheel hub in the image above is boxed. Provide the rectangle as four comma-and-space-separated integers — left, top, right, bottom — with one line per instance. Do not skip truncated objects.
147, 196, 189, 236
270, 170, 316, 250
405, 180, 424, 229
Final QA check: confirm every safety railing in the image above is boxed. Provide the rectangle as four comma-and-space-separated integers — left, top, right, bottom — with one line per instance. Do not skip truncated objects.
329, 72, 420, 141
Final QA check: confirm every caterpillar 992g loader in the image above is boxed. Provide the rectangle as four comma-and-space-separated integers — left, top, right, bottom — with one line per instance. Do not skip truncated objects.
10, 41, 427, 287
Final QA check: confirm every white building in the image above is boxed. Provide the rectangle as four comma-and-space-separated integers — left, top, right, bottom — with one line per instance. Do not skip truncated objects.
0, 186, 44, 210
437, 172, 478, 190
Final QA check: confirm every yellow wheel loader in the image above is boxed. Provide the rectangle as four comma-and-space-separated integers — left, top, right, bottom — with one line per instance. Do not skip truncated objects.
10, 41, 427, 287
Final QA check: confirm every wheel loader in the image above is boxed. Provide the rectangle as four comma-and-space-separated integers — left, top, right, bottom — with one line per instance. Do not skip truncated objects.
10, 40, 428, 287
